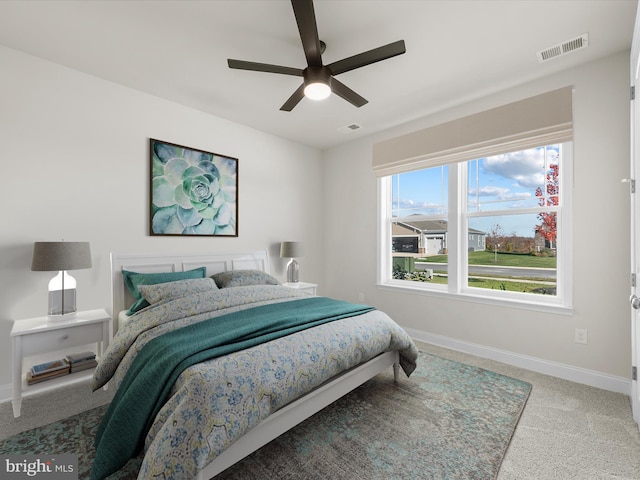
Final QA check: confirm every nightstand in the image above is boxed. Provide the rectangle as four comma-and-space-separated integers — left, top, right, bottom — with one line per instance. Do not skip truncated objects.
10, 308, 112, 418
282, 282, 318, 295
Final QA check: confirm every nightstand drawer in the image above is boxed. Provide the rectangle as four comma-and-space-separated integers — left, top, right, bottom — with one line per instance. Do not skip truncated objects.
22, 323, 103, 357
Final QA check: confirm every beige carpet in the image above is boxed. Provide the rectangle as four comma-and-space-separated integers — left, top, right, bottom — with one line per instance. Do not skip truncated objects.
416, 343, 640, 480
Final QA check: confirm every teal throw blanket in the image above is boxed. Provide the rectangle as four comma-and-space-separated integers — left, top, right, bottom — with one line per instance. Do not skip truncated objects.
92, 296, 374, 479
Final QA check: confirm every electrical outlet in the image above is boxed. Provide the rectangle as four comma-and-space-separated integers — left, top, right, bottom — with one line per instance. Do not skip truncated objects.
358, 292, 365, 303
574, 328, 588, 344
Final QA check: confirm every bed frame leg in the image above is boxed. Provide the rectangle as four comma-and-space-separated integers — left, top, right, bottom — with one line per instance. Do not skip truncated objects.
393, 362, 400, 383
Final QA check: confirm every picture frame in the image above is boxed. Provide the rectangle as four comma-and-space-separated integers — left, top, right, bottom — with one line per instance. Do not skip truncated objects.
150, 139, 238, 236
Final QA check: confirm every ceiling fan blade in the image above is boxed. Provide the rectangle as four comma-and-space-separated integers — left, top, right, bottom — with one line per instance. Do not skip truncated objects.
326, 40, 406, 76
280, 83, 306, 111
228, 59, 303, 76
330, 78, 368, 108
291, 0, 323, 67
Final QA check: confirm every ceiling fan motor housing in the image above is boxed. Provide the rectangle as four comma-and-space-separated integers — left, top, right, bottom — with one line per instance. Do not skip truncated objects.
304, 66, 332, 88
303, 66, 332, 100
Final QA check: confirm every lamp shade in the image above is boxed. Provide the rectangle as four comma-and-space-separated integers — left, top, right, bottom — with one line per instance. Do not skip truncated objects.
31, 242, 92, 271
280, 241, 304, 258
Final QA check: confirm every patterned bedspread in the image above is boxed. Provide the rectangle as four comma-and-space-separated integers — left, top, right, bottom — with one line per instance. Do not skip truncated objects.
92, 285, 418, 479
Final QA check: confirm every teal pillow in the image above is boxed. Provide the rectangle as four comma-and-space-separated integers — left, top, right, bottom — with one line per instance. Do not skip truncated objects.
123, 267, 206, 314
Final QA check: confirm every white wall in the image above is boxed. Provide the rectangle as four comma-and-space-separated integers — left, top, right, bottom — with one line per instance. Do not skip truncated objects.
0, 45, 324, 387
323, 51, 632, 383
0, 44, 632, 395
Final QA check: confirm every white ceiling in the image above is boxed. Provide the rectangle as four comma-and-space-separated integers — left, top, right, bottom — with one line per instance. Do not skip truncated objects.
0, 0, 637, 150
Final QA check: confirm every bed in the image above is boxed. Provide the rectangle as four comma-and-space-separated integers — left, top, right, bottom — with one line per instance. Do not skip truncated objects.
93, 250, 418, 480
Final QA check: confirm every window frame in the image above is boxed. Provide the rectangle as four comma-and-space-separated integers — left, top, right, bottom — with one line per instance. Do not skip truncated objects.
377, 143, 573, 315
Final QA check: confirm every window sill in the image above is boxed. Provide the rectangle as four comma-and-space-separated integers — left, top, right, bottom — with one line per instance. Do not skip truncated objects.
376, 281, 573, 316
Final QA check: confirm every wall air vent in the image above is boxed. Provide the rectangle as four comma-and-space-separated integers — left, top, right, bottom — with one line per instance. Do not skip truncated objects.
537, 33, 589, 63
338, 123, 362, 134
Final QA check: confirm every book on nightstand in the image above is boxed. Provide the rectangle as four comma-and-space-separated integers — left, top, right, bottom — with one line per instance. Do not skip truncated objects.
27, 359, 70, 385
31, 359, 69, 375
69, 359, 98, 373
26, 368, 69, 385
66, 351, 96, 364
66, 351, 97, 373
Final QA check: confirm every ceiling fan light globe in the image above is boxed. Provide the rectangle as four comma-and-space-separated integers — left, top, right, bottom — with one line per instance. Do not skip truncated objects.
304, 82, 331, 101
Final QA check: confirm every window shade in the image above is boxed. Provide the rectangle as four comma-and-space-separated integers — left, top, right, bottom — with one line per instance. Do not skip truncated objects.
372, 86, 573, 177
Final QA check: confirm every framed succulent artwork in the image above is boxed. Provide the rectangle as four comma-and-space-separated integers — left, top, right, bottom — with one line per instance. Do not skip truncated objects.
150, 139, 238, 236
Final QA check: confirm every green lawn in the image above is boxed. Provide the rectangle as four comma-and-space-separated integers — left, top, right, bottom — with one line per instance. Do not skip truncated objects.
422, 250, 556, 268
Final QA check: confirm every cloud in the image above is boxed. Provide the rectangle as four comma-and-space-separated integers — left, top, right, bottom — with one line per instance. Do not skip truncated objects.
393, 197, 445, 215
397, 199, 440, 208
468, 186, 533, 200
470, 186, 510, 197
480, 147, 556, 189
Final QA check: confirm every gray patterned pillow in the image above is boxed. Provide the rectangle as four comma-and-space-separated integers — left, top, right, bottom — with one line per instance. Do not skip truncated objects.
138, 278, 219, 305
211, 270, 280, 288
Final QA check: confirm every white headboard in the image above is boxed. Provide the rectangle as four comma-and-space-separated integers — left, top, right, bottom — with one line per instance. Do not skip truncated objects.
110, 250, 271, 330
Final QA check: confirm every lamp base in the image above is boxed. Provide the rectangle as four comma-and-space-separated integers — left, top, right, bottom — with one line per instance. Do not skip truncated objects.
47, 311, 78, 323
48, 285, 77, 316
286, 259, 299, 283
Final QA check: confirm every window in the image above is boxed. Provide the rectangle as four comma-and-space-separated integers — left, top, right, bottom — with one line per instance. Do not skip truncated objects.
379, 143, 572, 309
374, 88, 574, 311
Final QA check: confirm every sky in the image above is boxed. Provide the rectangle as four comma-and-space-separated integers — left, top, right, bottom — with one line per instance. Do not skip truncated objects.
392, 145, 561, 237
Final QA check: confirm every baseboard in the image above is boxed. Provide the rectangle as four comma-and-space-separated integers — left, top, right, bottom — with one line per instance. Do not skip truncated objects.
407, 327, 631, 396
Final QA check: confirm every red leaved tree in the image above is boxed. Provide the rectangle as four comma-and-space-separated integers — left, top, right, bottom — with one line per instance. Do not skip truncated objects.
535, 163, 559, 247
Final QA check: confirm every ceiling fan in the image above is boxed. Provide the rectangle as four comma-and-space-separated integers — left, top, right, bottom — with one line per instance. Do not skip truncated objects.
227, 0, 406, 111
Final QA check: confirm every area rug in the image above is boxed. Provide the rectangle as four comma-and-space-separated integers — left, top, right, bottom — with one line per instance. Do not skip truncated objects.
0, 352, 531, 479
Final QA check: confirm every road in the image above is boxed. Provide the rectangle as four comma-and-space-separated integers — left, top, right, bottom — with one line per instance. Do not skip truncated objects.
416, 261, 556, 280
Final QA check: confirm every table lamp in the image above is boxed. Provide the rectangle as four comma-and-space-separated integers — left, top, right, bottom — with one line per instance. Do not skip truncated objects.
280, 241, 304, 283
31, 241, 92, 319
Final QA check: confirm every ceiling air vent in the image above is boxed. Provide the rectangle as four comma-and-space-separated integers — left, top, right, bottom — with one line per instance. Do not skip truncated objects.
537, 33, 589, 63
338, 123, 362, 134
